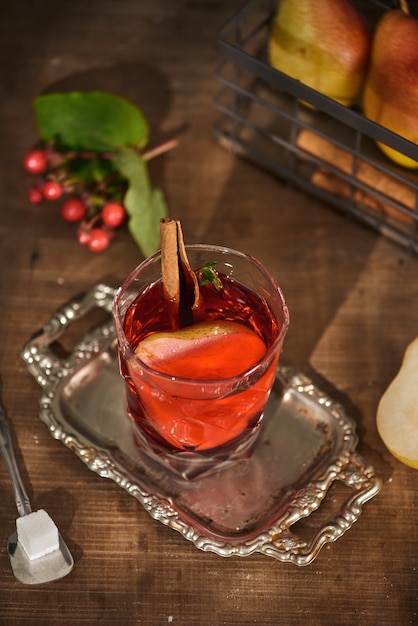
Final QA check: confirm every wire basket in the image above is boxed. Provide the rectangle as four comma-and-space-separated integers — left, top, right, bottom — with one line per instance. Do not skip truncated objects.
214, 0, 418, 252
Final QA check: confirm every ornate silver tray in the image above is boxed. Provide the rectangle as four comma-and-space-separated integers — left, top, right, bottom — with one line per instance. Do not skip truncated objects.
21, 284, 381, 566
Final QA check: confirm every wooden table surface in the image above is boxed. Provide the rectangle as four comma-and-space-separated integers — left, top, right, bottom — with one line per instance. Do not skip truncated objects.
0, 1, 417, 624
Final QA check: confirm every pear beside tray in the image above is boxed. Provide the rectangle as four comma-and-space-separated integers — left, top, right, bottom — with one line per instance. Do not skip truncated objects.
21, 283, 381, 566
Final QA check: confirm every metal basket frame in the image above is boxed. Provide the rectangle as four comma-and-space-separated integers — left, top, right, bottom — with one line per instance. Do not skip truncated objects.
214, 0, 418, 251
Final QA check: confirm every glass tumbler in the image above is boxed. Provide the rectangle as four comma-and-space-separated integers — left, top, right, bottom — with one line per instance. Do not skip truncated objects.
113, 245, 289, 480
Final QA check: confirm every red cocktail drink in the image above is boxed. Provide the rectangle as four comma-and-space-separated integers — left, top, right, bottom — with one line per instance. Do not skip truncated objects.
113, 244, 289, 478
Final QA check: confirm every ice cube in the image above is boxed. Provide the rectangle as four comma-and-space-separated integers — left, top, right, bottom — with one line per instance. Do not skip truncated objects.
16, 509, 60, 560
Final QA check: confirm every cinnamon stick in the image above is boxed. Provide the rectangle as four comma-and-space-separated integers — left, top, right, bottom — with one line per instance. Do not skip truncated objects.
159, 218, 202, 328
297, 128, 417, 224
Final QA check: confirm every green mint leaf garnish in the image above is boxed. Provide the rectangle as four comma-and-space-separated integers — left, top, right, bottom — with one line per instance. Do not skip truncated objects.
197, 262, 222, 291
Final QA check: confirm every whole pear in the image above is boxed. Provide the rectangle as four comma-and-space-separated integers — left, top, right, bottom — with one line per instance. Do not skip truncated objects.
268, 0, 371, 107
363, 8, 418, 169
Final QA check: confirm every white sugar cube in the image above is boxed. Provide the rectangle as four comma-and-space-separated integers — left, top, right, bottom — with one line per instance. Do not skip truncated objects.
16, 509, 60, 560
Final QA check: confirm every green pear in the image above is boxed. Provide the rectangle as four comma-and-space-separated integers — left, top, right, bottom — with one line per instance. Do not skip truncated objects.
268, 0, 371, 107
377, 336, 418, 469
363, 6, 418, 169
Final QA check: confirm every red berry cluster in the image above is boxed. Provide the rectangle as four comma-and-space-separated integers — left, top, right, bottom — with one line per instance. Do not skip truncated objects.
23, 148, 127, 252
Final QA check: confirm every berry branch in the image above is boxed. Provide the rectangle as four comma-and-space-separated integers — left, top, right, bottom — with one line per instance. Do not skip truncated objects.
23, 91, 174, 255
23, 136, 177, 252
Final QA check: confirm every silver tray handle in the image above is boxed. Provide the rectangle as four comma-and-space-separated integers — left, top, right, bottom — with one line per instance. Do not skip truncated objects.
21, 284, 116, 388
261, 453, 382, 566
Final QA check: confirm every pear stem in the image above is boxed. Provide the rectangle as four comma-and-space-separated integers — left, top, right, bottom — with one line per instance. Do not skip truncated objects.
399, 0, 410, 15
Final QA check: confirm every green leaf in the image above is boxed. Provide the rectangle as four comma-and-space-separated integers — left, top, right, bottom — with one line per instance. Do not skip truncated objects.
197, 262, 223, 291
34, 91, 149, 153
112, 150, 168, 257
67, 157, 117, 182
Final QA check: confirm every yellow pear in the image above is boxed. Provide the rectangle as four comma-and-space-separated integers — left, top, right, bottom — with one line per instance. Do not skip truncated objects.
377, 336, 418, 469
268, 0, 371, 107
363, 7, 418, 169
